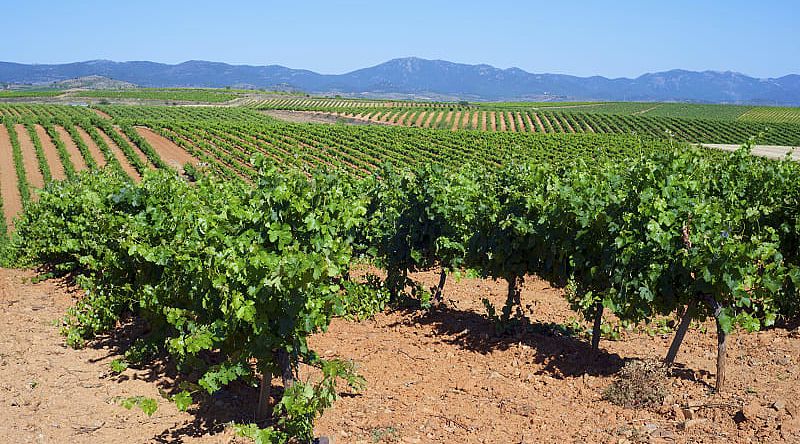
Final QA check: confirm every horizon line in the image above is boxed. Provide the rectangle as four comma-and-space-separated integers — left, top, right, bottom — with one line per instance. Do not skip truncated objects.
2, 57, 797, 81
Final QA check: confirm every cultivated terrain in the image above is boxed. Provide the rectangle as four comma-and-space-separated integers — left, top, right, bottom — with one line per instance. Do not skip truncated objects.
0, 95, 798, 444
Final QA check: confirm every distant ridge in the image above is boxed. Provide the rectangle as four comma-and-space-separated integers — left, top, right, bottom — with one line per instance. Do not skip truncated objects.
1, 58, 799, 105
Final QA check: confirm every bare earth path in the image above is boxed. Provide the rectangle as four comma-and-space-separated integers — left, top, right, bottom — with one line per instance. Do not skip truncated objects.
96, 128, 141, 180
92, 108, 112, 119
135, 127, 198, 171
524, 113, 536, 132
34, 125, 66, 180
433, 111, 445, 129
533, 113, 546, 132
261, 110, 393, 127
414, 112, 427, 127
423, 112, 435, 128
461, 111, 470, 130
516, 112, 525, 132
702, 144, 800, 161
75, 126, 107, 168
0, 126, 22, 229
54, 126, 88, 171
15, 124, 45, 189
451, 112, 462, 131
506, 112, 516, 132
113, 127, 155, 168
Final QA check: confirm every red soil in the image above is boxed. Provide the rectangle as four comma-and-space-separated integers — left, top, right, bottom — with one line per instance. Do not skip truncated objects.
54, 126, 88, 171
310, 269, 800, 443
433, 112, 445, 128
34, 125, 66, 180
414, 112, 427, 127
113, 127, 153, 168
92, 108, 112, 119
505, 112, 516, 132
423, 112, 436, 128
96, 128, 140, 181
396, 112, 409, 126
2, 266, 796, 443
524, 113, 536, 133
135, 127, 198, 171
498, 112, 507, 132
0, 126, 22, 229
15, 124, 45, 190
516, 113, 525, 132
75, 126, 107, 168
451, 112, 462, 131
534, 114, 548, 133
443, 111, 453, 129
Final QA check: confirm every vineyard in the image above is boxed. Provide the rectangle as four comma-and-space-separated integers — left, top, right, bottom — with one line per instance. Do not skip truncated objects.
241, 97, 456, 109
0, 101, 799, 443
76, 89, 240, 102
739, 107, 800, 124
476, 102, 756, 120
252, 103, 800, 146
0, 104, 178, 230
0, 102, 693, 228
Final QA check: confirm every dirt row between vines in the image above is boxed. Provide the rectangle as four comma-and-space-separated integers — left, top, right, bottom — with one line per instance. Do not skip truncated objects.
135, 127, 199, 172
0, 125, 21, 228
54, 126, 88, 171
113, 127, 154, 169
0, 267, 797, 444
75, 126, 107, 168
97, 128, 140, 180
0, 124, 200, 226
35, 125, 66, 180
15, 124, 45, 189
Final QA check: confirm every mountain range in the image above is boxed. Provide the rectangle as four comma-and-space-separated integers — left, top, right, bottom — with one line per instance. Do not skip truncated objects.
2, 57, 799, 105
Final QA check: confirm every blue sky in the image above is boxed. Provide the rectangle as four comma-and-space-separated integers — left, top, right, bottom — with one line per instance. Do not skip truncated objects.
2, 0, 797, 78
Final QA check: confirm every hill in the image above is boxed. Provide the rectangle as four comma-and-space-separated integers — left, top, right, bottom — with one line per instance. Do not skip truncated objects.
1, 58, 799, 105
51, 75, 137, 90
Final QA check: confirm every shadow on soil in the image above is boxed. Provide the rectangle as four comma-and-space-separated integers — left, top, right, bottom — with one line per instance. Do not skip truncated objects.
86, 316, 278, 444
386, 302, 626, 378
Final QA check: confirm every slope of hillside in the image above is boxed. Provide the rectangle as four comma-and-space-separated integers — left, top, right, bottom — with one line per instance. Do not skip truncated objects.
2, 58, 799, 104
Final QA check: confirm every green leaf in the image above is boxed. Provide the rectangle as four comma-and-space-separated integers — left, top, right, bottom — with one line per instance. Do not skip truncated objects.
172, 390, 193, 412
109, 358, 128, 374
717, 311, 734, 334
118, 396, 158, 417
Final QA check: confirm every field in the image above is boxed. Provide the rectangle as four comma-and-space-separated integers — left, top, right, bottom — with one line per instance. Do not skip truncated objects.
76, 89, 240, 102
739, 107, 800, 124
0, 99, 799, 444
0, 102, 685, 228
251, 101, 800, 146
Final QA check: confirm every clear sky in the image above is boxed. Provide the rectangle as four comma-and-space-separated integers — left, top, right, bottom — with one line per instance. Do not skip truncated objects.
2, 0, 797, 78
